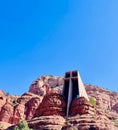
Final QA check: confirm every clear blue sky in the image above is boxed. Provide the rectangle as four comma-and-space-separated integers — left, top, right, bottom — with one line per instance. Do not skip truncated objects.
0, 0, 118, 95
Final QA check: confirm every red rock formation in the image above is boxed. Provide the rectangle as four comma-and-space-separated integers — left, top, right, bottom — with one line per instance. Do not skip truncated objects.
0, 102, 13, 124
112, 103, 118, 112
14, 76, 118, 129
0, 90, 6, 111
85, 84, 118, 111
35, 93, 66, 117
28, 115, 66, 130
25, 97, 42, 120
17, 92, 38, 104
63, 114, 115, 130
13, 103, 25, 124
12, 92, 42, 124
0, 75, 118, 130
29, 76, 63, 95
70, 97, 94, 116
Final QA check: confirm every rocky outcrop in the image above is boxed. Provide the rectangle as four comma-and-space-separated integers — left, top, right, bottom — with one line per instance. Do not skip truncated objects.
0, 90, 6, 112
70, 97, 94, 116
25, 97, 41, 120
35, 93, 66, 117
28, 115, 66, 130
28, 115, 117, 130
12, 92, 42, 124
17, 92, 40, 104
63, 114, 115, 130
28, 109, 115, 130
27, 95, 115, 130
0, 91, 42, 125
13, 103, 25, 124
0, 102, 13, 124
85, 84, 118, 111
112, 103, 118, 113
29, 76, 64, 95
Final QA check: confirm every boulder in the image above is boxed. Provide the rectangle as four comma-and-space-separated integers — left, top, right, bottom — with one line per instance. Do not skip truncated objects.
35, 93, 66, 117
70, 97, 95, 116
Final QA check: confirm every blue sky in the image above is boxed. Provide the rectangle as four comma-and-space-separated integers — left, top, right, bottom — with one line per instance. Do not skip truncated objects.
0, 0, 118, 95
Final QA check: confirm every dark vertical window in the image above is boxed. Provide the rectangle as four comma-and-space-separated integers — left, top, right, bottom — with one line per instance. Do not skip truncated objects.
63, 79, 69, 102
65, 72, 70, 78
72, 78, 79, 100
72, 71, 78, 77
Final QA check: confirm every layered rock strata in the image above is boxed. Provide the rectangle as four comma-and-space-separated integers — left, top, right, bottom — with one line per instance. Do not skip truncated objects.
28, 115, 66, 130
70, 97, 94, 116
0, 102, 13, 124
63, 114, 115, 130
35, 93, 66, 117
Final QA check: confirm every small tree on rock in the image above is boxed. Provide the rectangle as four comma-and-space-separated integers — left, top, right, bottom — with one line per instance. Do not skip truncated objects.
89, 97, 96, 108
89, 97, 96, 115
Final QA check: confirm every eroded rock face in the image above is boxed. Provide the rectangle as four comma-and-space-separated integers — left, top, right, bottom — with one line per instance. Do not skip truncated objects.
28, 105, 115, 130
0, 90, 6, 111
27, 93, 115, 130
70, 97, 94, 116
17, 92, 38, 104
29, 76, 64, 95
12, 92, 42, 124
29, 79, 44, 95
35, 93, 66, 117
85, 84, 118, 111
112, 103, 118, 113
0, 102, 13, 124
28, 115, 66, 130
13, 103, 25, 124
63, 114, 115, 130
0, 91, 42, 124
25, 97, 42, 120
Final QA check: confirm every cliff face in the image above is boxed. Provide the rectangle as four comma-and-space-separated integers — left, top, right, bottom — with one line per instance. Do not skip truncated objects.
0, 75, 118, 130
85, 84, 118, 112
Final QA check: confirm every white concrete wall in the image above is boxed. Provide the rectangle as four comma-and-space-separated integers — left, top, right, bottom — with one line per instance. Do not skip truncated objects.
78, 71, 89, 101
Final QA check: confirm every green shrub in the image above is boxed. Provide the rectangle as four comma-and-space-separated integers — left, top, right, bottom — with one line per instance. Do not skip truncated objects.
89, 97, 96, 108
13, 120, 30, 130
